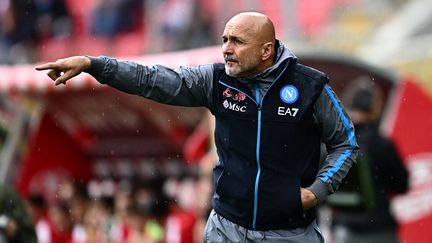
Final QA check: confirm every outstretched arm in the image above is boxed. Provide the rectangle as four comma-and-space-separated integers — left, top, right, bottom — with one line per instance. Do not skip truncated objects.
36, 56, 215, 108
35, 56, 91, 85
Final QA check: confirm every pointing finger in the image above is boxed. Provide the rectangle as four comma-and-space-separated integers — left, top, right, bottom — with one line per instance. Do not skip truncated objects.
35, 62, 58, 71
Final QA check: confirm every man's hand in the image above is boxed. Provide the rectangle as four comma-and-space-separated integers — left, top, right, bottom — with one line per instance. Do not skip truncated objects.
35, 56, 91, 85
301, 188, 317, 210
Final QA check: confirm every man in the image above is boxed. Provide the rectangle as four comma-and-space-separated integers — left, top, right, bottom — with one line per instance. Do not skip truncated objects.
327, 77, 408, 243
36, 12, 358, 242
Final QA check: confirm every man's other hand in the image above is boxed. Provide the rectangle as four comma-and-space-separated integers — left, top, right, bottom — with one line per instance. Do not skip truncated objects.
301, 188, 318, 210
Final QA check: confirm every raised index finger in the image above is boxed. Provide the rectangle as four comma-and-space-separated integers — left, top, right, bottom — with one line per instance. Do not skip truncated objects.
35, 62, 58, 71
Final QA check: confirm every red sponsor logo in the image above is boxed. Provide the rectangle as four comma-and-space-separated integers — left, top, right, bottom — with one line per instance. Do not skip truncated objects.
223, 88, 246, 102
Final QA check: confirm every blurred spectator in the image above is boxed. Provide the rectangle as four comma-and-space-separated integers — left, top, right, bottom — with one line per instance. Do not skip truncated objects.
124, 204, 158, 243
164, 198, 196, 243
0, 0, 38, 64
182, 2, 216, 49
24, 193, 52, 243
326, 77, 409, 243
158, 0, 194, 51
158, 0, 214, 51
34, 0, 72, 41
0, 185, 37, 243
47, 201, 73, 243
182, 111, 215, 242
110, 190, 132, 242
67, 184, 89, 243
83, 196, 115, 242
91, 0, 142, 38
192, 174, 213, 243
142, 192, 166, 243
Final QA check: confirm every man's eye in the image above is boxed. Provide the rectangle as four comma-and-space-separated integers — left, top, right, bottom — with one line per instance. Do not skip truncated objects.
222, 38, 227, 43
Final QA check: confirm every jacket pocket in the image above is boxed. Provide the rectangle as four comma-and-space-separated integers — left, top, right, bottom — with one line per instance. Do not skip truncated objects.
214, 163, 254, 201
256, 175, 304, 227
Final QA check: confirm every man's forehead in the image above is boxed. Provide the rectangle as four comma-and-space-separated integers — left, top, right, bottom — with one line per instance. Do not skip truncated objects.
223, 22, 255, 38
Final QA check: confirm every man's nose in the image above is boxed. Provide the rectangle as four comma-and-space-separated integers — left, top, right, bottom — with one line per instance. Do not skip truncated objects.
222, 42, 233, 55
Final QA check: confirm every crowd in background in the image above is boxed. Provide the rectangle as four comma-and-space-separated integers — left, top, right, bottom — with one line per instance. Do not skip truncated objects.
23, 162, 213, 243
0, 0, 71, 64
0, 0, 216, 64
0, 1, 216, 241
0, 0, 411, 65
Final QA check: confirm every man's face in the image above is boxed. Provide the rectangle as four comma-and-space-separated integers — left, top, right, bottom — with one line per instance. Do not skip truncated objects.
222, 23, 263, 77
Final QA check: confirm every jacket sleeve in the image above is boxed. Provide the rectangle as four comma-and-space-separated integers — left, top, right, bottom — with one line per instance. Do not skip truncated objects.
85, 56, 215, 109
307, 84, 359, 204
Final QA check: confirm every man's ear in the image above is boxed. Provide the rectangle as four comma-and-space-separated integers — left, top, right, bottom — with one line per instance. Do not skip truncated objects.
261, 42, 274, 61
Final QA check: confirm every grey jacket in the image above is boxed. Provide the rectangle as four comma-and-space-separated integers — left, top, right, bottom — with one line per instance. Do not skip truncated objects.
86, 40, 358, 204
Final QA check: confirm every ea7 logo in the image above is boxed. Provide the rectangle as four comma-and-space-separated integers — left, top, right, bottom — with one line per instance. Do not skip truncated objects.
223, 100, 246, 113
277, 106, 299, 117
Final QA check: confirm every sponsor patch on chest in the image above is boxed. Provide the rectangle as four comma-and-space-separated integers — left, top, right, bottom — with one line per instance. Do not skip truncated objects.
222, 88, 247, 113
223, 100, 247, 112
277, 106, 299, 117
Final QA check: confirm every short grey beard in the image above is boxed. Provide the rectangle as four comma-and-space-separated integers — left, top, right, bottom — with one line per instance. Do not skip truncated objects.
225, 66, 240, 77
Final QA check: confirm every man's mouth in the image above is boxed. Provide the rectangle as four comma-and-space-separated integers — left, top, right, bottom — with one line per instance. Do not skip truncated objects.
224, 56, 238, 63
225, 60, 238, 66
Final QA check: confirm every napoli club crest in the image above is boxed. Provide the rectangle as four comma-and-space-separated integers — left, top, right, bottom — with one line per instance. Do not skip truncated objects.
280, 85, 299, 104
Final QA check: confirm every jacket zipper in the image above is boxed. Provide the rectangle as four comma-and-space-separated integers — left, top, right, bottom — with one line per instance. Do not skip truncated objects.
218, 65, 288, 229
218, 81, 261, 229
252, 83, 262, 230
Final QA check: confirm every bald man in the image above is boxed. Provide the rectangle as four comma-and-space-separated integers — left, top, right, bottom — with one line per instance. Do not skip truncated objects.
36, 12, 358, 243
